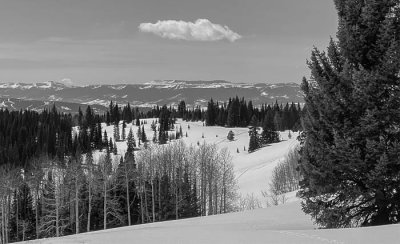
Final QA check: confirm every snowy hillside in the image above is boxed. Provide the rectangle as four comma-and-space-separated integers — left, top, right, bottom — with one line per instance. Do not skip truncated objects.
19, 201, 400, 244
99, 119, 299, 202
19, 119, 400, 244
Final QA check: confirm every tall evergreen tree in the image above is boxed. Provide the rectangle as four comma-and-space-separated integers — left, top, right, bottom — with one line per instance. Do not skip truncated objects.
113, 122, 120, 142
121, 120, 126, 141
248, 127, 260, 153
299, 0, 400, 228
127, 128, 136, 153
261, 110, 280, 144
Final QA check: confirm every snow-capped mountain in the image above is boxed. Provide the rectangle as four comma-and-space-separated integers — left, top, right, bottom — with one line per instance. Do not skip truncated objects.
0, 80, 303, 112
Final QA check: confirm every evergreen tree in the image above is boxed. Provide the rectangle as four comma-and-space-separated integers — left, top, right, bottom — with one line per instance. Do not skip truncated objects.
103, 130, 108, 149
127, 128, 136, 153
113, 122, 120, 142
141, 125, 147, 142
136, 117, 140, 127
299, 0, 400, 227
261, 110, 280, 144
137, 126, 142, 143
248, 127, 260, 153
206, 98, 217, 126
121, 120, 126, 140
227, 130, 235, 141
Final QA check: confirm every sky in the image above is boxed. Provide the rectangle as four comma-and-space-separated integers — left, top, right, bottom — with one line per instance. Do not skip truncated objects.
0, 0, 338, 85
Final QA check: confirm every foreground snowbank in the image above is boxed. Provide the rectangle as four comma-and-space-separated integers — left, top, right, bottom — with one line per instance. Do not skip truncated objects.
21, 201, 399, 244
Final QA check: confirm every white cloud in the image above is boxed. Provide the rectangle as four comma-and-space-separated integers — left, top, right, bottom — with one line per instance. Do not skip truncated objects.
139, 19, 241, 42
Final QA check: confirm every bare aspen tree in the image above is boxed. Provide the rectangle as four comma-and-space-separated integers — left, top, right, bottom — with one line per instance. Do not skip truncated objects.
99, 152, 112, 230
121, 148, 136, 226
218, 148, 237, 213
85, 151, 95, 232
136, 150, 146, 224
67, 151, 84, 235
26, 156, 46, 239
39, 161, 68, 238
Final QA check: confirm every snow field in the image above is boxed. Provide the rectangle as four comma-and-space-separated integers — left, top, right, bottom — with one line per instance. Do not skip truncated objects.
20, 119, 400, 244
20, 201, 400, 244
100, 118, 299, 202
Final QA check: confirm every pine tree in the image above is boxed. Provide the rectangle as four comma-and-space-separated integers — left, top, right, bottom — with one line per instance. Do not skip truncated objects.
261, 110, 280, 144
113, 142, 118, 155
248, 127, 259, 153
227, 131, 235, 141
137, 126, 142, 144
127, 128, 136, 153
103, 130, 108, 149
206, 98, 216, 126
141, 125, 147, 142
113, 122, 120, 142
121, 120, 126, 140
299, 0, 400, 228
136, 117, 140, 127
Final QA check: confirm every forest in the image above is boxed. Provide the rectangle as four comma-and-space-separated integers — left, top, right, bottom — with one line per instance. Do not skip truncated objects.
0, 97, 302, 243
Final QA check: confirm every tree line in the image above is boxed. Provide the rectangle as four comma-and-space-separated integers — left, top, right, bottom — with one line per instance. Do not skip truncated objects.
0, 95, 302, 243
0, 141, 237, 243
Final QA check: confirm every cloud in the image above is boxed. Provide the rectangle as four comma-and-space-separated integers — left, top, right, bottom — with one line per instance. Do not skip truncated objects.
139, 19, 241, 42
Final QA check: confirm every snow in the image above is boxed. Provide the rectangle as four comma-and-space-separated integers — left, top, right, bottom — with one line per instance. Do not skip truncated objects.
21, 119, 400, 243
99, 119, 298, 200
84, 99, 109, 107
19, 201, 400, 244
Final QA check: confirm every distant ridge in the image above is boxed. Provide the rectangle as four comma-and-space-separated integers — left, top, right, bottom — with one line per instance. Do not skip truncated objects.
0, 80, 303, 113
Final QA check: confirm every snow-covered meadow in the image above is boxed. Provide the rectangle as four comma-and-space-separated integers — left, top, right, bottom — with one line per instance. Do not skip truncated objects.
99, 118, 299, 201
20, 202, 400, 244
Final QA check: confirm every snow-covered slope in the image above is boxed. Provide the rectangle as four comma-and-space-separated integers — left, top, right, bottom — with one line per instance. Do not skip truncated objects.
21, 120, 400, 244
100, 119, 299, 200
19, 201, 400, 244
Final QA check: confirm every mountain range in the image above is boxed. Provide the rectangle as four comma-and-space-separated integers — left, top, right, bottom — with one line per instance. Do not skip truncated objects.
0, 80, 303, 113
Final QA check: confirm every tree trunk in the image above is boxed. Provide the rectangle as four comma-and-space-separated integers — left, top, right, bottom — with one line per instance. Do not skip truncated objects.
151, 180, 155, 222
103, 180, 107, 230
158, 177, 161, 221
140, 190, 144, 224
1, 199, 5, 244
214, 184, 218, 214
87, 183, 91, 232
22, 222, 26, 241
144, 185, 149, 222
15, 196, 19, 242
55, 189, 59, 237
175, 185, 179, 220
6, 195, 10, 243
75, 177, 79, 234
208, 175, 213, 215
35, 193, 39, 239
125, 172, 131, 226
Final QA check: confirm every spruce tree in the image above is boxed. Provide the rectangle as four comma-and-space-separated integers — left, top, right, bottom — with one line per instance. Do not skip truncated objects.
261, 110, 280, 144
141, 125, 147, 142
227, 130, 235, 141
121, 120, 126, 140
299, 0, 400, 227
127, 128, 136, 153
248, 127, 259, 153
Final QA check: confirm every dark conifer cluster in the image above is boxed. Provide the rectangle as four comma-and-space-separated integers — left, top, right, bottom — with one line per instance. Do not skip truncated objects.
205, 97, 302, 131
299, 0, 400, 228
0, 105, 73, 167
0, 94, 302, 242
